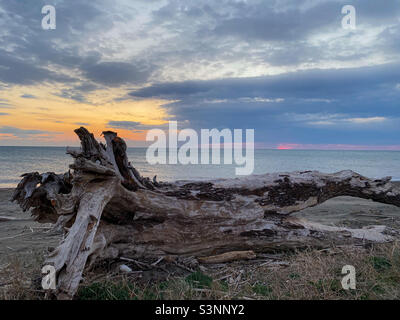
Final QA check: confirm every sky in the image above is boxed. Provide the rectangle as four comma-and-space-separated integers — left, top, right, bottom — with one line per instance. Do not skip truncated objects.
0, 0, 399, 149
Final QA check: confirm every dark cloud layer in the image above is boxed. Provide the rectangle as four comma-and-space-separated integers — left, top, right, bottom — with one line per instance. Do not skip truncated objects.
0, 126, 59, 136
131, 63, 400, 100
20, 94, 37, 99
107, 121, 170, 132
130, 63, 400, 145
82, 62, 153, 86
0, 49, 76, 85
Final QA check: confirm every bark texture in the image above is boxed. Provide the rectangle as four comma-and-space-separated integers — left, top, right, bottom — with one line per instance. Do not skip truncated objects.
12, 127, 400, 299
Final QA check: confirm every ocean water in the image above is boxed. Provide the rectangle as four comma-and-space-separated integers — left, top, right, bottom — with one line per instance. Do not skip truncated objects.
1, 146, 400, 188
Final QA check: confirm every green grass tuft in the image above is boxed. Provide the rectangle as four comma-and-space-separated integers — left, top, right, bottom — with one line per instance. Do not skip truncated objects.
185, 271, 213, 289
252, 283, 272, 296
77, 281, 135, 300
370, 256, 392, 272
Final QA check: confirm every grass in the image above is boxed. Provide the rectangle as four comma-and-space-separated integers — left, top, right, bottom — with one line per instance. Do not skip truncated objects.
0, 251, 45, 300
185, 271, 213, 289
252, 283, 273, 297
77, 272, 229, 300
2, 242, 400, 300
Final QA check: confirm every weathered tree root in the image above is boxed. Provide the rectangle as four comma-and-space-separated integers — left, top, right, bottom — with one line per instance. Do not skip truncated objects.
12, 127, 400, 299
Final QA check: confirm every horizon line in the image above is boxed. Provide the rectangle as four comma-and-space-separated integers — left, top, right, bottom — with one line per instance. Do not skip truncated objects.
1, 145, 400, 152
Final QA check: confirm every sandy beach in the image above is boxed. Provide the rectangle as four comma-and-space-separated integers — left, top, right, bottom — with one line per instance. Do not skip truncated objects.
1, 184, 400, 266
0, 189, 62, 266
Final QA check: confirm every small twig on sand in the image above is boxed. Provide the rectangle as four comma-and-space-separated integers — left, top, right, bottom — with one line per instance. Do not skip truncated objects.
120, 257, 150, 269
215, 274, 231, 281
259, 261, 289, 267
151, 256, 164, 266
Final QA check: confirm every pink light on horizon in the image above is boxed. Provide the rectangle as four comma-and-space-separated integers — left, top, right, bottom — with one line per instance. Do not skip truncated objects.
277, 144, 298, 150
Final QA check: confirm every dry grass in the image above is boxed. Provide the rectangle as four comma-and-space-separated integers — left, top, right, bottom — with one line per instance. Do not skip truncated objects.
1, 242, 399, 300
77, 242, 400, 300
0, 251, 46, 300
233, 242, 400, 300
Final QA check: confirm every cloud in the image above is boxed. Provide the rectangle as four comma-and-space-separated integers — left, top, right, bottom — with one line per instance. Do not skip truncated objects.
53, 83, 99, 103
3, 0, 397, 95
131, 63, 400, 101
0, 98, 14, 109
0, 0, 149, 101
81, 62, 153, 86
144, 0, 400, 82
55, 89, 88, 103
209, 0, 400, 43
0, 126, 63, 144
0, 50, 76, 85
275, 143, 400, 151
284, 114, 388, 126
1, 0, 399, 90
20, 94, 37, 99
106, 121, 171, 132
0, 103, 14, 109
127, 62, 400, 145
346, 117, 387, 124
211, 1, 341, 42
0, 126, 61, 137
0, 112, 9, 116
107, 121, 142, 130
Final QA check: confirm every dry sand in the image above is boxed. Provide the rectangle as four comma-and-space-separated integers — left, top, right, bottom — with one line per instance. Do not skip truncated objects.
0, 189, 61, 266
1, 184, 400, 266
296, 183, 400, 230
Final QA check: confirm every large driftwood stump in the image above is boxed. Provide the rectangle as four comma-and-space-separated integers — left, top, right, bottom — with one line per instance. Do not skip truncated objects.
12, 127, 400, 299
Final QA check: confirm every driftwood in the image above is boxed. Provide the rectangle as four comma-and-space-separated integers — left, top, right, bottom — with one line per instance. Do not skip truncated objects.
198, 251, 257, 264
12, 127, 400, 299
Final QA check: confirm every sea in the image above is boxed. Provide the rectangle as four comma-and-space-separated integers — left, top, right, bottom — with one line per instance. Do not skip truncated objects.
1, 146, 400, 188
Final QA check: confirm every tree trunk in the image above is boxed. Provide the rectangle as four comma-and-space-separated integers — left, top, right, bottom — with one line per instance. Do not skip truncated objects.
12, 127, 400, 299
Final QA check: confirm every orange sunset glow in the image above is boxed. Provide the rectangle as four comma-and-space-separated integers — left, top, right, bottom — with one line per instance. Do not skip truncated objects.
0, 85, 171, 146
